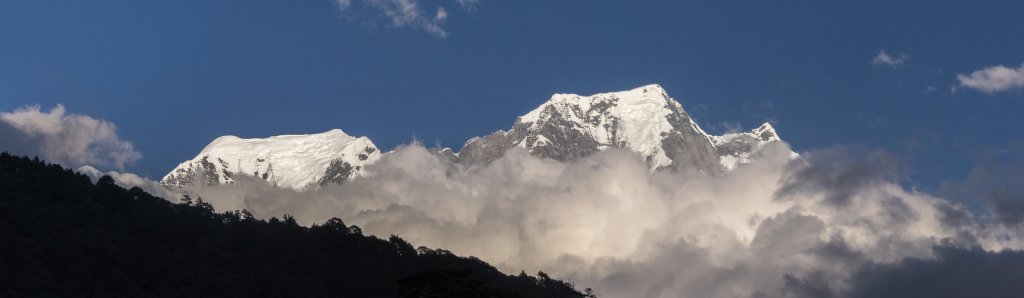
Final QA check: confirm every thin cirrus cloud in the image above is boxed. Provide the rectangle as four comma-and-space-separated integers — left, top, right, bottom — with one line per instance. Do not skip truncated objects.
872, 49, 909, 68
0, 104, 141, 170
956, 63, 1024, 94
454, 0, 479, 11
333, 0, 476, 37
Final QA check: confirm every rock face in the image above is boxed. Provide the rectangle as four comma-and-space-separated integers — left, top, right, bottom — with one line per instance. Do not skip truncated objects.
444, 84, 787, 173
161, 129, 380, 190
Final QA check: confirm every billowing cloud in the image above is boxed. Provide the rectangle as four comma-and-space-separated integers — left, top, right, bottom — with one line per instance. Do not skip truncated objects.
0, 104, 141, 169
334, 0, 458, 37
943, 151, 1024, 228
872, 50, 909, 68
845, 247, 1024, 298
178, 142, 1024, 297
957, 63, 1024, 93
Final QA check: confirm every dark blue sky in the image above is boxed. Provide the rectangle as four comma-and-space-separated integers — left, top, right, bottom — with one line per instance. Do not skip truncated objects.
1, 0, 1022, 188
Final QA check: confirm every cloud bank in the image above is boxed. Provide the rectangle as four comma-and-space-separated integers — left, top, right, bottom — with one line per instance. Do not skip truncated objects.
0, 104, 141, 170
180, 142, 1024, 298
7, 103, 1021, 297
957, 63, 1024, 93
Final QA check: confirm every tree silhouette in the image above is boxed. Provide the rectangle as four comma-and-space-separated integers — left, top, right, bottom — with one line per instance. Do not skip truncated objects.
0, 152, 590, 297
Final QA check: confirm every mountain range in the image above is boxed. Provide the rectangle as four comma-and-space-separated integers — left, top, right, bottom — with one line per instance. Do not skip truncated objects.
162, 84, 788, 190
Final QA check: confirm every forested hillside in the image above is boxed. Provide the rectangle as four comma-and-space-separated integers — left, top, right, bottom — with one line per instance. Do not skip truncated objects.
0, 152, 591, 297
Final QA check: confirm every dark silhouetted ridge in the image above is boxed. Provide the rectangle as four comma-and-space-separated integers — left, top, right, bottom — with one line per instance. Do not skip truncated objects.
0, 152, 591, 297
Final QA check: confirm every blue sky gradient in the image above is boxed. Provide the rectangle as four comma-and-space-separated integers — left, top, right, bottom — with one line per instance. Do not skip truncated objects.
1, 0, 1022, 189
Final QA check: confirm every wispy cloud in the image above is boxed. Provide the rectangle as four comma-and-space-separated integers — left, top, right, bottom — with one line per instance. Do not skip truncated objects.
434, 6, 447, 23
78, 165, 178, 198
872, 49, 909, 68
0, 104, 141, 169
454, 0, 479, 11
334, 0, 465, 37
956, 63, 1024, 93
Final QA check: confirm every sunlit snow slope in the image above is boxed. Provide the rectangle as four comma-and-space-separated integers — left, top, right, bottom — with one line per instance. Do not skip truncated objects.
444, 84, 791, 173
161, 129, 379, 190
165, 84, 790, 190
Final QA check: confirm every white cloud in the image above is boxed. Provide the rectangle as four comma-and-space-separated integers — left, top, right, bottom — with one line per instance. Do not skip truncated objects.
178, 142, 1024, 298
0, 104, 141, 169
956, 63, 1024, 93
335, 0, 463, 37
434, 6, 447, 23
872, 50, 909, 68
78, 165, 179, 199
454, 0, 478, 11
0, 104, 174, 197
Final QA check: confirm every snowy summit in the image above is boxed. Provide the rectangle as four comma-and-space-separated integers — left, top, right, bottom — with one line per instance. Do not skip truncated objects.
443, 84, 790, 173
164, 84, 790, 190
161, 129, 380, 190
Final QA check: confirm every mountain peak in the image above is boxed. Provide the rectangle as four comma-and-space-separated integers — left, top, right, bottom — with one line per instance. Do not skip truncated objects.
163, 129, 380, 190
166, 85, 792, 191
711, 122, 786, 170
632, 83, 667, 94
200, 129, 356, 154
502, 84, 692, 168
446, 84, 777, 173
751, 122, 779, 142
533, 84, 671, 119
447, 84, 793, 173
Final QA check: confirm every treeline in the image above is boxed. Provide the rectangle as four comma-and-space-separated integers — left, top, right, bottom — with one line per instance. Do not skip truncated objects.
0, 153, 593, 297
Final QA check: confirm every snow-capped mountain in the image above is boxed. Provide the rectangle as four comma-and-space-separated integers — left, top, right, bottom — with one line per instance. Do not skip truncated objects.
712, 122, 782, 171
441, 84, 788, 173
163, 84, 788, 190
161, 129, 380, 190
